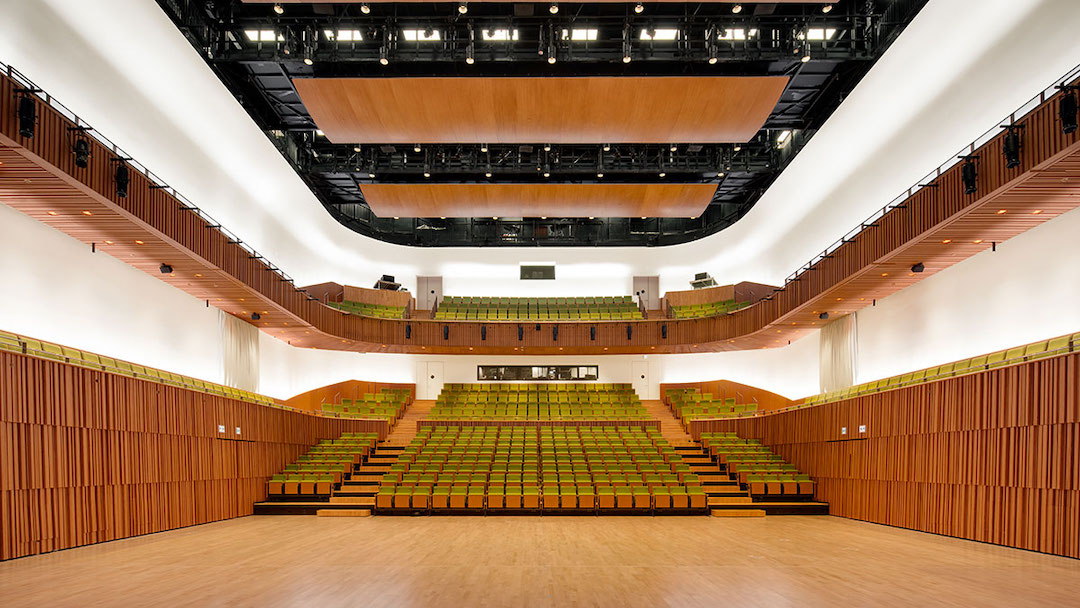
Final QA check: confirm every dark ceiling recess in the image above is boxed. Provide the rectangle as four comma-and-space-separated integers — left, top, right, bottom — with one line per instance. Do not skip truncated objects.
157, 0, 927, 247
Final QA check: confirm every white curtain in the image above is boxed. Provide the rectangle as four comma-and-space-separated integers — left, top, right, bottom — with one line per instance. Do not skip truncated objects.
819, 313, 857, 393
219, 310, 259, 392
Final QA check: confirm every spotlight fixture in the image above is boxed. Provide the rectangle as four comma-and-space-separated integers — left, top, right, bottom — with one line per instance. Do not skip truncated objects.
480, 144, 488, 152
635, 3, 644, 14
597, 171, 604, 178
465, 49, 474, 65
669, 144, 677, 152
414, 144, 422, 153
303, 55, 313, 66
114, 162, 129, 198
273, 3, 284, 15
731, 4, 743, 14
543, 144, 551, 152
911, 262, 925, 273
822, 4, 833, 13
708, 55, 718, 65
458, 2, 468, 14
368, 171, 376, 178
159, 263, 173, 274
548, 54, 557, 65
1002, 125, 1024, 169
379, 45, 389, 65
549, 2, 559, 14
603, 144, 611, 152
659, 171, 666, 178
819, 312, 829, 320
1060, 88, 1078, 134
360, 3, 371, 14
801, 53, 811, 63
423, 170, 431, 178
17, 94, 36, 138
73, 138, 90, 168
485, 171, 493, 178
961, 156, 978, 194
717, 171, 725, 178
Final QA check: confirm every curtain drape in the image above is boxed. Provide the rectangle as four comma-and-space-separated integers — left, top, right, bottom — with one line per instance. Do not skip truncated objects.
819, 313, 857, 393
219, 310, 259, 392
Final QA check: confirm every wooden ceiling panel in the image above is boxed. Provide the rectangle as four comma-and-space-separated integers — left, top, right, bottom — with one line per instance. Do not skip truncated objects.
293, 76, 788, 144
360, 183, 717, 218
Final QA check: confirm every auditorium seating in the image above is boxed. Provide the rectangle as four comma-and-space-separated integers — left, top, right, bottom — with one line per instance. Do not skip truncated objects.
327, 299, 406, 319
803, 330, 1080, 407
434, 295, 642, 321
375, 425, 706, 512
699, 432, 815, 497
320, 388, 412, 424
664, 388, 759, 426
0, 329, 277, 407
267, 432, 380, 497
430, 383, 649, 420
669, 299, 751, 319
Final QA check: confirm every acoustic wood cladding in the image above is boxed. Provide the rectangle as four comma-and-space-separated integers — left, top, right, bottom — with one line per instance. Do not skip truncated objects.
3, 70, 1080, 354
292, 77, 787, 144
688, 352, 1080, 558
360, 183, 718, 218
283, 379, 416, 412
664, 284, 737, 308
0, 349, 388, 561
342, 284, 413, 308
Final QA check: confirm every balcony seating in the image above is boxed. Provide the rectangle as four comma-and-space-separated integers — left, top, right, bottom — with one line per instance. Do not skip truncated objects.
664, 388, 759, 426
327, 299, 406, 319
267, 432, 380, 498
0, 329, 278, 407
699, 432, 816, 497
434, 295, 642, 321
669, 299, 751, 319
320, 388, 412, 423
375, 425, 705, 512
802, 330, 1080, 407
430, 383, 649, 420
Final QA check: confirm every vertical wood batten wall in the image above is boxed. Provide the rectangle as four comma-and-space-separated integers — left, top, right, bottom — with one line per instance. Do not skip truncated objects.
690, 353, 1080, 558
0, 350, 388, 561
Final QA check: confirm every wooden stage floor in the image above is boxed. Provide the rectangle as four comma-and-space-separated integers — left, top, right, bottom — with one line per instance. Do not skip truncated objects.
1, 515, 1077, 607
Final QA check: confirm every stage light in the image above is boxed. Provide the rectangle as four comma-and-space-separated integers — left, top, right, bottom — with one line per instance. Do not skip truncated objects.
658, 171, 666, 177
1003, 127, 1022, 169
414, 144, 422, 153
669, 144, 677, 152
423, 170, 431, 178
731, 4, 742, 14
480, 144, 488, 152
1060, 89, 1077, 134
549, 2, 559, 14
17, 95, 35, 138
273, 3, 284, 15
74, 138, 90, 168
708, 55, 717, 65
368, 171, 376, 178
548, 55, 557, 64
603, 144, 611, 152
911, 262, 925, 273
717, 171, 724, 178
465, 54, 474, 65
159, 264, 173, 274
303, 55, 313, 66
115, 162, 129, 198
961, 158, 977, 194
801, 53, 811, 63
597, 172, 604, 178
822, 4, 833, 13
458, 2, 468, 14
543, 144, 551, 152
360, 3, 371, 14
635, 3, 644, 14
379, 45, 389, 65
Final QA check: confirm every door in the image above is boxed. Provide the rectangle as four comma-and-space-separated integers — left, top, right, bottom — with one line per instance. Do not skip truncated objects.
417, 276, 443, 312
425, 361, 444, 400
632, 276, 660, 312
631, 361, 650, 400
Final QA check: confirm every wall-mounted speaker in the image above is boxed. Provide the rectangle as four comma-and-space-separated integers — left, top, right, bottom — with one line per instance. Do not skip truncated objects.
626, 325, 633, 340
405, 324, 412, 339
590, 326, 596, 341
443, 325, 449, 340
481, 326, 487, 341
661, 324, 667, 339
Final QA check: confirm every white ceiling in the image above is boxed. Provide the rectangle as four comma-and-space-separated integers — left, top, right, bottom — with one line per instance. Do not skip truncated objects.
2, 0, 1079, 295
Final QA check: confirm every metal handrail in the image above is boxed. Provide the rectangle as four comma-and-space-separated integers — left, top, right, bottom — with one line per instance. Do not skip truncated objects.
777, 61, 1080, 288
2, 60, 297, 289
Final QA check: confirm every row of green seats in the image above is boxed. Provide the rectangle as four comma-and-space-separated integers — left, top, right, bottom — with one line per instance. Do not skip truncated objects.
327, 300, 406, 319
0, 329, 277, 407
670, 299, 751, 319
664, 388, 758, 425
803, 331, 1080, 406
699, 432, 815, 496
267, 432, 380, 497
376, 483, 706, 510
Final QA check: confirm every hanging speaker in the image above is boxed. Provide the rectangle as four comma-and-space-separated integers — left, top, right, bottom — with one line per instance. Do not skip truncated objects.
1061, 89, 1078, 134
17, 95, 35, 138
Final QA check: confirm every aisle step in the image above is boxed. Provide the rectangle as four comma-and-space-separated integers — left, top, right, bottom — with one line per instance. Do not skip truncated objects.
711, 509, 766, 518
317, 509, 372, 517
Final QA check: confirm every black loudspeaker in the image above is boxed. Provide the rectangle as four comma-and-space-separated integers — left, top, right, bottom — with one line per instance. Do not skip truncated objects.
535, 324, 541, 331
911, 262, 925, 273
590, 326, 596, 341
1061, 90, 1078, 134
481, 326, 487, 341
443, 325, 449, 340
405, 324, 412, 339
661, 324, 667, 339
961, 159, 977, 195
17, 95, 35, 138
626, 325, 633, 340
115, 162, 130, 198
552, 325, 558, 341
1003, 129, 1021, 169
250, 312, 261, 321
819, 312, 829, 320
518, 326, 524, 341
74, 139, 90, 168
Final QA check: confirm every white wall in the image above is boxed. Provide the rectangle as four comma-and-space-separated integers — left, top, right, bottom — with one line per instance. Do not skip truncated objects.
855, 205, 1080, 384
0, 203, 225, 385
1, 0, 1078, 297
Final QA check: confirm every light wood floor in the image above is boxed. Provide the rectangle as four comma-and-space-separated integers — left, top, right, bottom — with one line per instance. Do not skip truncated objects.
1, 516, 1078, 607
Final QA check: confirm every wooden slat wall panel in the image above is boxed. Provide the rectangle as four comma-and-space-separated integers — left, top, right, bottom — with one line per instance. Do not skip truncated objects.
688, 352, 1080, 558
283, 379, 416, 412
659, 379, 794, 412
0, 350, 388, 561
